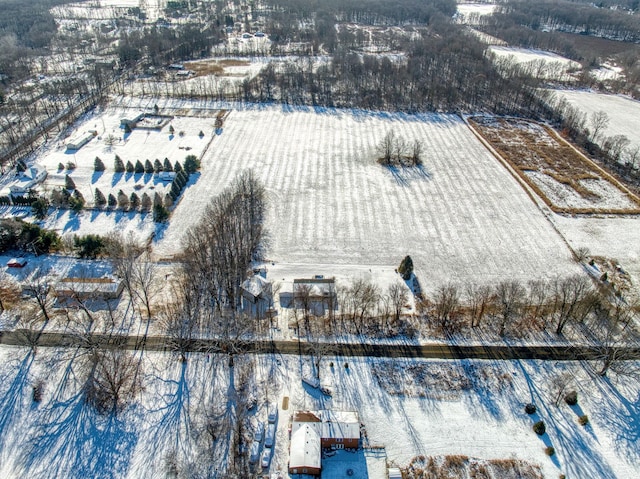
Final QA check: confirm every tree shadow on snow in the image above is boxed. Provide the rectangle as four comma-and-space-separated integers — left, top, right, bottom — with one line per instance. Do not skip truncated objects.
18, 352, 138, 479
515, 361, 618, 479
0, 351, 35, 464
593, 376, 640, 466
139, 360, 193, 475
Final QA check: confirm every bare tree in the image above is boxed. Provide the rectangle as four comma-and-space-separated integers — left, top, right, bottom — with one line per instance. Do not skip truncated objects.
588, 299, 639, 377
464, 283, 493, 328
377, 130, 395, 165
432, 283, 461, 333
589, 110, 609, 142
603, 134, 630, 163
387, 282, 409, 326
552, 275, 594, 335
495, 280, 525, 337
129, 251, 160, 321
25, 267, 53, 322
410, 139, 424, 166
549, 371, 574, 406
84, 349, 142, 415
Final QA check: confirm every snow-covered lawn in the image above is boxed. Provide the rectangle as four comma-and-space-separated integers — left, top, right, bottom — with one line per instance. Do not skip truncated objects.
0, 346, 637, 479
153, 105, 581, 294
552, 90, 640, 152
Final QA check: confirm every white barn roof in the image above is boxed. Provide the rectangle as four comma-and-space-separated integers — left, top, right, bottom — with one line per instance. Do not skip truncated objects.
289, 424, 321, 470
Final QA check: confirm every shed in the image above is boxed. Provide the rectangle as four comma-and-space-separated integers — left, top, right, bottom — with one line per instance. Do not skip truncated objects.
7, 257, 27, 268
388, 467, 402, 479
66, 130, 97, 151
54, 276, 124, 301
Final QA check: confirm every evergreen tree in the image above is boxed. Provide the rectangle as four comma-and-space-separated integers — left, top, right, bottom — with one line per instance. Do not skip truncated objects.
141, 192, 152, 211
70, 190, 85, 213
144, 159, 154, 174
163, 158, 173, 172
153, 159, 162, 173
94, 188, 106, 207
31, 197, 49, 219
135, 160, 144, 174
169, 125, 175, 135
126, 161, 135, 173
64, 174, 76, 191
94, 156, 106, 172
184, 154, 200, 174
107, 193, 117, 208
153, 192, 162, 207
114, 155, 125, 173
129, 192, 140, 210
153, 204, 169, 222
163, 193, 173, 208
398, 255, 414, 280
117, 190, 129, 209
174, 161, 183, 173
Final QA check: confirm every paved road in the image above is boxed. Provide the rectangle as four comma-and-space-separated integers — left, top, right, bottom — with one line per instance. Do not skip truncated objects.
2, 329, 639, 361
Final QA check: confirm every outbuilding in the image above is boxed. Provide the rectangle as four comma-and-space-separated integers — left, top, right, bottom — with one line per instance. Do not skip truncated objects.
288, 425, 321, 476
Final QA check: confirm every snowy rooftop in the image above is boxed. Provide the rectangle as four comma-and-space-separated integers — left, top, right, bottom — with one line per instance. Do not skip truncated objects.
289, 425, 321, 470
292, 410, 360, 441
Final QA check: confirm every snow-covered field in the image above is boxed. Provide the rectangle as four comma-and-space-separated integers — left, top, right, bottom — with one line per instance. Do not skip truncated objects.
152, 105, 581, 294
553, 90, 640, 152
489, 46, 581, 81
0, 345, 637, 479
455, 2, 498, 25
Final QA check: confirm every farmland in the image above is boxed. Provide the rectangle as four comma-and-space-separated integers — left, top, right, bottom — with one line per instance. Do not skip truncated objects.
469, 116, 640, 214
151, 105, 581, 294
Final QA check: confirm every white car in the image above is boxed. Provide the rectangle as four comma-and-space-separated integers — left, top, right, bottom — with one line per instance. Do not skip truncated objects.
255, 422, 265, 442
265, 424, 276, 447
268, 405, 278, 423
261, 447, 272, 468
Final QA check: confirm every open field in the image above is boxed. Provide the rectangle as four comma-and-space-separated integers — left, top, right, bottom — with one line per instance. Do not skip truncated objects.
152, 105, 581, 295
488, 46, 581, 81
469, 116, 640, 214
553, 90, 640, 153
0, 345, 637, 479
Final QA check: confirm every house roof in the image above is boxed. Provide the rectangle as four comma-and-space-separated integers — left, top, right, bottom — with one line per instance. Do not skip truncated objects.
55, 276, 122, 294
291, 410, 360, 441
241, 274, 270, 298
289, 424, 321, 470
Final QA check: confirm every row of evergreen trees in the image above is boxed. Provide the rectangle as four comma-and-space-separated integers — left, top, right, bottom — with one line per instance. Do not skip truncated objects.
97, 154, 200, 175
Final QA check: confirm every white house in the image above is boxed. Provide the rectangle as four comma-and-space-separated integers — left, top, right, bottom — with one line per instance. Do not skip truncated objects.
9, 165, 47, 196
240, 272, 273, 318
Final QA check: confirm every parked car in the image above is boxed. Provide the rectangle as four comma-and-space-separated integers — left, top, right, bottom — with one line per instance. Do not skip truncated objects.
261, 447, 272, 468
254, 422, 265, 442
268, 405, 278, 423
265, 424, 276, 448
249, 441, 261, 464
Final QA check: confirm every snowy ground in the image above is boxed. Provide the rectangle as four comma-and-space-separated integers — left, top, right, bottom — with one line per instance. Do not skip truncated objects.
151, 105, 581, 295
552, 90, 640, 153
0, 345, 637, 479
489, 46, 581, 81
455, 2, 498, 25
